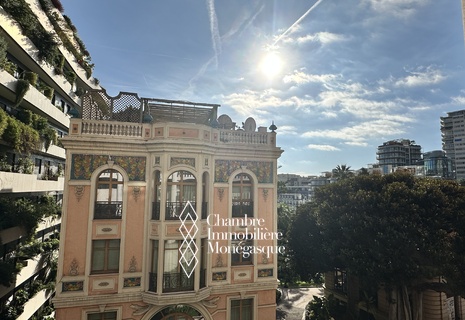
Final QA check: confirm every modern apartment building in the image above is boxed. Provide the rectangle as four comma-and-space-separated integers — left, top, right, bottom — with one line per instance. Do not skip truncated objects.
53, 90, 283, 320
376, 139, 422, 174
441, 110, 465, 180
0, 0, 99, 318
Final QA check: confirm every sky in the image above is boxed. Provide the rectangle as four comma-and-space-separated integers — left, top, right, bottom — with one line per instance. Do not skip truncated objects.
60, 0, 465, 176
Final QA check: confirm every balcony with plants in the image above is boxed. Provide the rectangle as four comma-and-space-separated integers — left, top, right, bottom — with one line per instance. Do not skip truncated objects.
0, 0, 98, 90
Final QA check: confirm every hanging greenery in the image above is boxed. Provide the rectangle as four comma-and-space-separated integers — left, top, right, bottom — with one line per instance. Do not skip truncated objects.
42, 127, 57, 151
43, 86, 54, 100
22, 71, 38, 86
14, 79, 30, 108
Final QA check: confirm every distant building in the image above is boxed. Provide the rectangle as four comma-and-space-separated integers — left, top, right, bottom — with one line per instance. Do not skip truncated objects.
377, 139, 422, 173
423, 150, 455, 179
441, 110, 465, 180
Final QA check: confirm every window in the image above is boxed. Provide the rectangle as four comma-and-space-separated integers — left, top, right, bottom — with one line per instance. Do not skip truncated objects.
166, 170, 196, 220
149, 240, 158, 292
232, 174, 253, 217
163, 240, 195, 292
231, 235, 253, 266
152, 171, 161, 220
88, 312, 117, 320
95, 169, 123, 219
231, 298, 253, 320
91, 240, 120, 274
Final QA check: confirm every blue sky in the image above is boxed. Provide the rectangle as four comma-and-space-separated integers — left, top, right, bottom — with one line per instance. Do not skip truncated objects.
60, 0, 465, 176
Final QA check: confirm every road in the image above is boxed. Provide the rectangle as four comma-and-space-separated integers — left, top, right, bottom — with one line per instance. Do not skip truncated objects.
276, 287, 325, 320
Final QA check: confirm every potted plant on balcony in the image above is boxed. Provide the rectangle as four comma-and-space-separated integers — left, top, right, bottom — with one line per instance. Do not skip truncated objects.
14, 79, 30, 108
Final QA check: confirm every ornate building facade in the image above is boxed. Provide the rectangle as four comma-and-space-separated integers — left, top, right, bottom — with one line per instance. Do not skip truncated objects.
54, 90, 283, 320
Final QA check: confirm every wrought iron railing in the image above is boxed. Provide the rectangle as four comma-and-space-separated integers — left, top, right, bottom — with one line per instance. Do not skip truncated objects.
152, 202, 160, 220
149, 272, 157, 292
165, 201, 197, 220
162, 272, 194, 292
232, 201, 253, 217
94, 201, 122, 219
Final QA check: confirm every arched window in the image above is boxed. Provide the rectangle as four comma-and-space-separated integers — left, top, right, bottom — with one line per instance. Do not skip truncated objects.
232, 173, 253, 217
165, 171, 196, 220
94, 169, 124, 219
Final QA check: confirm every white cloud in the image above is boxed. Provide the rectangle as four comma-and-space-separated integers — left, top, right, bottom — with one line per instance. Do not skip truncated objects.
302, 119, 409, 145
295, 32, 346, 45
395, 66, 446, 87
363, 0, 430, 18
307, 144, 341, 151
451, 96, 465, 104
283, 71, 340, 85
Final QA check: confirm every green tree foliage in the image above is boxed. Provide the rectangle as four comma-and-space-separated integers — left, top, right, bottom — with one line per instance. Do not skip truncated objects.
289, 172, 465, 319
277, 203, 298, 285
332, 164, 353, 180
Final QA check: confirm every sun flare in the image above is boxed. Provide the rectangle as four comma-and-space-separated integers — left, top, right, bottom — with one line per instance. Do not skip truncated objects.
260, 52, 283, 78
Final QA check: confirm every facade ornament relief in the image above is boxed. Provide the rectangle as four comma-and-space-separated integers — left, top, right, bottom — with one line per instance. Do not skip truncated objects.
216, 254, 223, 267
262, 252, 268, 264
74, 185, 85, 202
202, 296, 220, 308
262, 188, 269, 201
217, 188, 224, 202
69, 258, 79, 276
132, 186, 141, 202
130, 304, 151, 316
129, 256, 137, 272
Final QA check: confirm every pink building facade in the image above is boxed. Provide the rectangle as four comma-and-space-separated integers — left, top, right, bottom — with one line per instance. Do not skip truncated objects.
53, 91, 283, 320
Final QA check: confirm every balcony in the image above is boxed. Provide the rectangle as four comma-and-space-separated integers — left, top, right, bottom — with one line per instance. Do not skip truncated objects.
232, 201, 254, 217
165, 201, 197, 220
0, 171, 64, 194
162, 272, 194, 293
94, 201, 122, 219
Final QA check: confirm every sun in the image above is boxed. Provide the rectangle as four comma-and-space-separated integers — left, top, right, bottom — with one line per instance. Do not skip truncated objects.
260, 52, 283, 78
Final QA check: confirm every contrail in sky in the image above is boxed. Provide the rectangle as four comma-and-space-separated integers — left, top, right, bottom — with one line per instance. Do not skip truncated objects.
273, 0, 326, 46
206, 0, 221, 68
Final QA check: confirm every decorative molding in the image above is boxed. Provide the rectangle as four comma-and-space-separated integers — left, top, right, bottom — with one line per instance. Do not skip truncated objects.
170, 157, 195, 168
69, 259, 79, 276
129, 256, 137, 272
98, 281, 110, 287
216, 254, 223, 267
214, 160, 273, 183
74, 185, 85, 202
71, 154, 146, 181
132, 186, 141, 201
262, 188, 269, 201
217, 188, 225, 202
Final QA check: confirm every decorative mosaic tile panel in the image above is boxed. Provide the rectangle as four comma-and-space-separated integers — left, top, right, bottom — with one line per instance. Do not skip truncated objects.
123, 277, 141, 287
170, 157, 195, 168
258, 268, 273, 277
212, 271, 227, 281
214, 160, 273, 183
71, 154, 146, 181
62, 281, 84, 292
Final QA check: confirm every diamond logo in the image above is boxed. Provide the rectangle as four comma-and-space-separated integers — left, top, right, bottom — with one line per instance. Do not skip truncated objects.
179, 201, 198, 278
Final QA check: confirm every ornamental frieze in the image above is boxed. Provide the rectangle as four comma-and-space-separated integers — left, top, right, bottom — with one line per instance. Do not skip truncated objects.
71, 154, 146, 181
214, 160, 273, 183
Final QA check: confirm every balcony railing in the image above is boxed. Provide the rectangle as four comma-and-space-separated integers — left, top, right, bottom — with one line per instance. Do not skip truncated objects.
163, 272, 194, 293
149, 272, 157, 293
232, 201, 253, 217
94, 201, 122, 219
165, 201, 197, 220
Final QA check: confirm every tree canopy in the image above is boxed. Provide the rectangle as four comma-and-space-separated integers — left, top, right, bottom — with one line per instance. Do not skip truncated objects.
288, 172, 465, 318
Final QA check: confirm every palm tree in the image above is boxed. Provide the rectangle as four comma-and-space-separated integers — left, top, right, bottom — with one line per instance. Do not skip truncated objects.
332, 164, 353, 180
